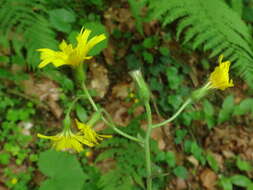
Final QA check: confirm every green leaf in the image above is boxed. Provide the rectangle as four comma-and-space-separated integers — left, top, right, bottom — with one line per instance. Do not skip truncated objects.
175, 129, 187, 144
128, 0, 145, 35
49, 9, 76, 33
206, 153, 219, 172
0, 56, 9, 63
95, 149, 116, 163
181, 112, 193, 126
142, 51, 154, 64
173, 166, 188, 179
236, 157, 252, 172
159, 47, 170, 56
218, 95, 234, 124
38, 150, 86, 190
203, 100, 215, 129
167, 95, 182, 109
247, 183, 253, 190
190, 142, 206, 165
230, 0, 243, 16
76, 104, 88, 123
233, 98, 253, 116
0, 152, 10, 165
165, 151, 176, 168
166, 67, 182, 90
230, 175, 252, 187
142, 36, 158, 48
219, 177, 233, 190
84, 22, 108, 56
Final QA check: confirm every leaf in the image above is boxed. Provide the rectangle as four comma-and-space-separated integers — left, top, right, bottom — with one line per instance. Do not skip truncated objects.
206, 153, 219, 172
175, 129, 187, 144
142, 51, 154, 64
236, 157, 252, 172
166, 67, 182, 90
95, 149, 117, 163
218, 95, 234, 124
128, 0, 146, 34
142, 36, 158, 48
233, 98, 253, 116
38, 150, 86, 190
200, 169, 217, 189
219, 177, 233, 190
76, 104, 88, 123
167, 95, 182, 109
165, 151, 176, 168
203, 100, 215, 129
247, 183, 253, 190
173, 166, 188, 179
49, 8, 76, 32
230, 175, 252, 187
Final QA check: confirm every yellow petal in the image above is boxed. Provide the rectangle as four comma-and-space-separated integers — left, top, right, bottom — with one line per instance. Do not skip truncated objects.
59, 40, 73, 54
37, 48, 68, 68
74, 135, 95, 147
98, 134, 113, 139
76, 28, 91, 46
85, 34, 106, 54
208, 55, 234, 90
37, 133, 60, 141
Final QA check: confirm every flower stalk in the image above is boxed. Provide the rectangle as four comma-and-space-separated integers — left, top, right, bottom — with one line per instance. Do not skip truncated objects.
82, 83, 142, 143
152, 98, 192, 128
144, 102, 153, 190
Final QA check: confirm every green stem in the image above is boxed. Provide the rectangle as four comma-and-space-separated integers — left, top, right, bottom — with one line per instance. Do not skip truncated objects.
152, 98, 192, 129
82, 84, 142, 143
144, 102, 153, 190
63, 95, 85, 131
101, 109, 143, 143
65, 95, 85, 116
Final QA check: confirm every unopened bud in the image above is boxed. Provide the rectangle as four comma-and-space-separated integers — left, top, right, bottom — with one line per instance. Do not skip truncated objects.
130, 70, 150, 103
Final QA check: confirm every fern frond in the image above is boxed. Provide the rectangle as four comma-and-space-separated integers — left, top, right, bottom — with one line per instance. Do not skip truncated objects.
149, 0, 253, 85
0, 0, 57, 70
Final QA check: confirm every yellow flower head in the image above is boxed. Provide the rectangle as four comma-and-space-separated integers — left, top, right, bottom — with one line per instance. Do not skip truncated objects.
37, 128, 95, 152
37, 28, 106, 68
75, 119, 112, 145
11, 178, 18, 185
208, 55, 234, 90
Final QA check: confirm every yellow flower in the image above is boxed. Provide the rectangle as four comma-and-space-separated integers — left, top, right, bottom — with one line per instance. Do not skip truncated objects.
75, 119, 112, 145
37, 28, 106, 68
37, 128, 94, 152
208, 55, 234, 90
11, 178, 18, 185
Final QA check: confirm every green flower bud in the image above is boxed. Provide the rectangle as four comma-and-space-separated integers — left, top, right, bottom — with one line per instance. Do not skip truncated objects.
130, 70, 150, 103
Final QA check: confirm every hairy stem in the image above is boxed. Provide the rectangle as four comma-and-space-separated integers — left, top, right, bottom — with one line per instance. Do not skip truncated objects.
82, 84, 142, 143
152, 98, 192, 128
144, 102, 153, 190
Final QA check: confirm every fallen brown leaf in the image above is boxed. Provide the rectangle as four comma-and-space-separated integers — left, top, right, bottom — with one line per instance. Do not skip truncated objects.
200, 169, 217, 190
89, 63, 109, 99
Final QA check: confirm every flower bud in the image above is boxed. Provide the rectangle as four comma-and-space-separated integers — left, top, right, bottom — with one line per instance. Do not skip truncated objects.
130, 70, 150, 103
